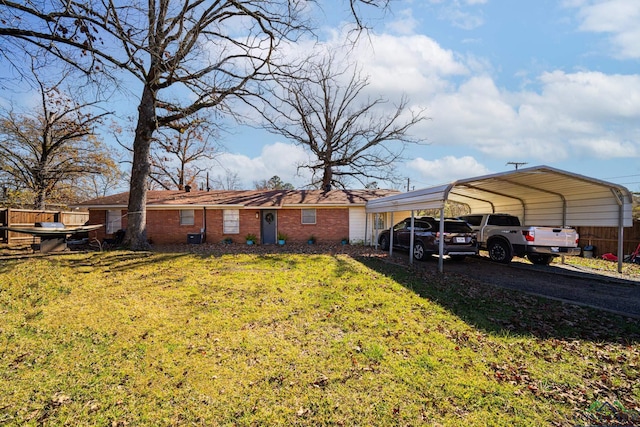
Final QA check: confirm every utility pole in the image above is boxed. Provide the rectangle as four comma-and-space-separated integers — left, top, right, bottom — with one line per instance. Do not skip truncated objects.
507, 162, 528, 170
407, 178, 410, 192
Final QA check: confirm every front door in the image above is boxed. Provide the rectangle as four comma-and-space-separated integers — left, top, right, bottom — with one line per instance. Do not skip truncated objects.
261, 210, 277, 244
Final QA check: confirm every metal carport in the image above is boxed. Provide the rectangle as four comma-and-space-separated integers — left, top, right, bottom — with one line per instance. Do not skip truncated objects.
366, 165, 634, 273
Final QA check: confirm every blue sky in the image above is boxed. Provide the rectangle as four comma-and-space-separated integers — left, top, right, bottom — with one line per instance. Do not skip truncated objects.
2, 0, 639, 193
212, 0, 640, 191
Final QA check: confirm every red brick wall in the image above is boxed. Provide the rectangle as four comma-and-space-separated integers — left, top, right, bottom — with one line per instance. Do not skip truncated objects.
88, 209, 128, 242
145, 209, 204, 244
276, 208, 349, 243
204, 209, 262, 244
87, 207, 350, 245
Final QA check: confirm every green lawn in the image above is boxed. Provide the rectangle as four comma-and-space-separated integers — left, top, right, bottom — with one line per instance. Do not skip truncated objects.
0, 250, 638, 426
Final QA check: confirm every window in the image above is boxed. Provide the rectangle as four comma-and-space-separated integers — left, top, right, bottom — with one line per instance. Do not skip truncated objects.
301, 208, 316, 224
223, 209, 240, 234
393, 220, 408, 231
414, 220, 432, 231
460, 215, 482, 227
443, 221, 473, 233
374, 213, 386, 230
487, 215, 520, 227
106, 210, 122, 234
180, 209, 195, 226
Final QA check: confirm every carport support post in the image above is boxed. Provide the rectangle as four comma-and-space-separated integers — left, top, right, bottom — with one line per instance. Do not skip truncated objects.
618, 205, 624, 273
364, 213, 369, 246
389, 212, 394, 256
409, 212, 415, 265
438, 208, 445, 273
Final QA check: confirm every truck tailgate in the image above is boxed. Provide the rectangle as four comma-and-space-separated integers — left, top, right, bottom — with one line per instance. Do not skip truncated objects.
530, 227, 577, 246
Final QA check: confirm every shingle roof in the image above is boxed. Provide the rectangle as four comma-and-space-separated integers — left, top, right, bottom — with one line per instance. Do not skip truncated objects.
74, 189, 400, 209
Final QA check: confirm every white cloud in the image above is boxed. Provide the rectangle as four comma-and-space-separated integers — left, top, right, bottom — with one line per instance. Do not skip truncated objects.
385, 8, 419, 35
570, 0, 640, 59
211, 142, 312, 189
413, 70, 640, 161
569, 137, 639, 159
536, 71, 640, 119
227, 15, 640, 188
318, 30, 469, 102
433, 0, 486, 30
406, 156, 491, 185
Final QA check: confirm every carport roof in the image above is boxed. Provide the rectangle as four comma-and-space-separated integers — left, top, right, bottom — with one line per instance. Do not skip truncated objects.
366, 165, 633, 228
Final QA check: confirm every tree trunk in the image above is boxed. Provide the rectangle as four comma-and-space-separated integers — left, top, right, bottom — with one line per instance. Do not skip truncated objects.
33, 189, 46, 210
322, 164, 333, 191
125, 84, 156, 250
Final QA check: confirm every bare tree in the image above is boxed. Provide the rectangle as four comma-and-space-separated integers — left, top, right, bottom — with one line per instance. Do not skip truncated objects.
2, 0, 302, 248
0, 66, 116, 209
76, 161, 127, 200
258, 53, 427, 189
254, 175, 294, 190
150, 118, 219, 190
0, 0, 389, 249
211, 171, 242, 191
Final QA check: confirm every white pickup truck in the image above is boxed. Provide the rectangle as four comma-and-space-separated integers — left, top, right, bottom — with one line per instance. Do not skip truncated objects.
458, 213, 581, 265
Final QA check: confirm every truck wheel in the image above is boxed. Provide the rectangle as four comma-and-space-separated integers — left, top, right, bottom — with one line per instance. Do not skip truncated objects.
413, 241, 426, 261
527, 254, 553, 265
379, 235, 389, 251
488, 240, 513, 263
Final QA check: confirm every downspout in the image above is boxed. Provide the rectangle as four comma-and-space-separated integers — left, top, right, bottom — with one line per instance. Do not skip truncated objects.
389, 212, 394, 256
409, 212, 415, 265
202, 207, 207, 243
364, 212, 369, 246
374, 213, 379, 249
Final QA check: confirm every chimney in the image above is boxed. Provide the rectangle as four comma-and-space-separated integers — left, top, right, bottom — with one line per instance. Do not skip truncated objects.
185, 185, 191, 192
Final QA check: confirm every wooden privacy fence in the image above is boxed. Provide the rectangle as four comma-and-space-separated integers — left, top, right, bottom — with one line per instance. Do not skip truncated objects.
0, 208, 89, 245
576, 220, 640, 257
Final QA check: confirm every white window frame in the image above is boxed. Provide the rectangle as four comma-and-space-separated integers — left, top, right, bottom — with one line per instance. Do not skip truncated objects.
106, 210, 122, 234
223, 209, 240, 234
301, 208, 316, 224
374, 213, 386, 230
180, 209, 195, 226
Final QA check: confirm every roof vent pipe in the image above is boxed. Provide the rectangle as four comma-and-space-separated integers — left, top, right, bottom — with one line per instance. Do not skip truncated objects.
185, 185, 191, 192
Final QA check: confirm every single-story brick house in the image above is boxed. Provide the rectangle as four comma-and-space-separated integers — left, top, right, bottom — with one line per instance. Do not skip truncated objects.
74, 189, 398, 245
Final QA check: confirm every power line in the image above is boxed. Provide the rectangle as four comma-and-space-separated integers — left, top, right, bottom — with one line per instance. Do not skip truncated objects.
603, 174, 640, 180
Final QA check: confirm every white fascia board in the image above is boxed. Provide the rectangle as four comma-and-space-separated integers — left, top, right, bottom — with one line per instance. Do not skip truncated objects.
79, 204, 127, 210
146, 204, 245, 210
366, 184, 452, 213
281, 203, 359, 208
83, 204, 255, 210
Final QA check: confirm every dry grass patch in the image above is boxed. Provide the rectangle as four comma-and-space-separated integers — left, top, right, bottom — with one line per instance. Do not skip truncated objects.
0, 251, 638, 426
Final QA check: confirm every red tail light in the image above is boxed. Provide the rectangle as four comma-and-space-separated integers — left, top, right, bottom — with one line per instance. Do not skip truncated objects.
522, 230, 535, 242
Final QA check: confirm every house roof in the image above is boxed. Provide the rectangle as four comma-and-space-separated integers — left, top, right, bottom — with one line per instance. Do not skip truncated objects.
74, 189, 400, 210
